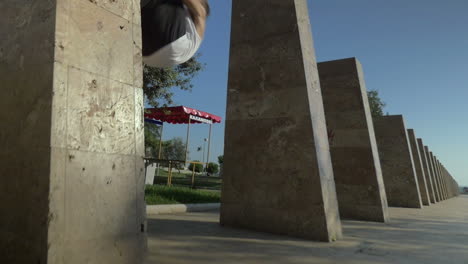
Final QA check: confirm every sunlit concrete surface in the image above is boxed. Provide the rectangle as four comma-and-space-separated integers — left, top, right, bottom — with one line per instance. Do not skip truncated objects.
146, 196, 468, 264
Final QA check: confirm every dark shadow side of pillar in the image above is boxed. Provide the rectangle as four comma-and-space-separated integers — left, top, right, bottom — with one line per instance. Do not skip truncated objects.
417, 139, 437, 203
374, 115, 423, 208
407, 130, 431, 206
221, 0, 342, 242
318, 58, 389, 222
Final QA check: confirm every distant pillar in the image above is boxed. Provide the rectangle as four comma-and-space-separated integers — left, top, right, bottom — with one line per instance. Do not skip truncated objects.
435, 159, 448, 200
407, 130, 431, 206
221, 0, 342, 242
432, 156, 445, 201
318, 58, 389, 222
427, 151, 442, 202
417, 139, 437, 203
374, 115, 422, 208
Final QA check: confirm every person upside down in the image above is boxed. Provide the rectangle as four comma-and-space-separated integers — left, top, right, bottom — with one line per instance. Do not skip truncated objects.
141, 0, 210, 68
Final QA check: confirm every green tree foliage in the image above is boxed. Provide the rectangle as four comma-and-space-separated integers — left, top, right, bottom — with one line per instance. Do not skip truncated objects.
206, 162, 219, 175
188, 161, 203, 173
144, 122, 162, 157
217, 155, 224, 165
160, 138, 187, 162
143, 56, 204, 156
367, 89, 386, 118
143, 55, 205, 107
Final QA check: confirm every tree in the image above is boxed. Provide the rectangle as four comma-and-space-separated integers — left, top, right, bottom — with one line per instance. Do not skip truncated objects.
161, 138, 187, 160
218, 155, 224, 177
206, 162, 219, 175
367, 89, 386, 118
159, 138, 187, 170
144, 122, 162, 157
143, 55, 205, 107
143, 55, 204, 160
188, 161, 203, 173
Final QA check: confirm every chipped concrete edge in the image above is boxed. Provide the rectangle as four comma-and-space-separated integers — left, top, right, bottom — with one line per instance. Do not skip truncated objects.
146, 203, 220, 215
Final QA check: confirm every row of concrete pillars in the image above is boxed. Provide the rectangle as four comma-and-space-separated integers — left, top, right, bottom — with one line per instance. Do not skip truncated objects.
0, 0, 460, 263
220, 0, 460, 242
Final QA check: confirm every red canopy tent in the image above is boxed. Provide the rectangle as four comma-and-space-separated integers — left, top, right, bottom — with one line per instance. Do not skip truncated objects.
145, 106, 222, 125
144, 106, 222, 165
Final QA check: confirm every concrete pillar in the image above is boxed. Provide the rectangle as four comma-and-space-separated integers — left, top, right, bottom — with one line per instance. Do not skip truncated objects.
435, 160, 445, 200
442, 166, 452, 198
374, 115, 423, 208
427, 151, 442, 202
437, 160, 448, 200
221, 0, 342, 242
0, 1, 146, 263
317, 58, 388, 222
433, 157, 445, 200
442, 165, 450, 199
407, 130, 431, 206
417, 139, 437, 203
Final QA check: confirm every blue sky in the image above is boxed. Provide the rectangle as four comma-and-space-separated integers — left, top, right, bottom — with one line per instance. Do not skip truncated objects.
159, 0, 468, 186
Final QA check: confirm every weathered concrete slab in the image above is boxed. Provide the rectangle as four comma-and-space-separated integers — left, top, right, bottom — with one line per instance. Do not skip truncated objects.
221, 0, 342, 242
417, 139, 437, 203
427, 150, 442, 202
407, 130, 431, 206
0, 1, 146, 263
374, 115, 423, 208
318, 58, 389, 222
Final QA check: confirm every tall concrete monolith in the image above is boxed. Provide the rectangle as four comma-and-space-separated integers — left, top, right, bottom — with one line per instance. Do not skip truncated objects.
427, 150, 442, 202
417, 139, 437, 203
435, 158, 448, 200
441, 165, 451, 198
374, 115, 423, 208
221, 0, 342, 242
0, 1, 146, 263
407, 130, 431, 206
318, 58, 388, 222
432, 155, 445, 201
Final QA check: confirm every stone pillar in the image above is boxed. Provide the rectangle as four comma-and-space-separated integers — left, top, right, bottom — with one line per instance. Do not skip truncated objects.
442, 164, 450, 199
407, 130, 431, 206
317, 58, 388, 222
442, 166, 451, 198
427, 151, 442, 202
435, 159, 448, 200
417, 139, 437, 203
432, 156, 445, 201
221, 0, 342, 242
374, 115, 423, 208
0, 1, 146, 263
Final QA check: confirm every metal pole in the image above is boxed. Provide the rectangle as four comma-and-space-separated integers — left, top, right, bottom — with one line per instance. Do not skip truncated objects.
207, 123, 212, 167
202, 140, 206, 165
156, 123, 164, 179
184, 117, 191, 166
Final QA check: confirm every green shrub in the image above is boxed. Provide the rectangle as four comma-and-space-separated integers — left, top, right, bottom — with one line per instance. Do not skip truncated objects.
206, 162, 219, 175
188, 161, 203, 172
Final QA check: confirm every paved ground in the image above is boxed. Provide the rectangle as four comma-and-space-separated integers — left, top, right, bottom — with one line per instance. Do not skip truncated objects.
146, 195, 468, 264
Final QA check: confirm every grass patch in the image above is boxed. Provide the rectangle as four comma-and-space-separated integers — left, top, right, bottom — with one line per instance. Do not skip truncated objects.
145, 185, 221, 205
153, 176, 222, 189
